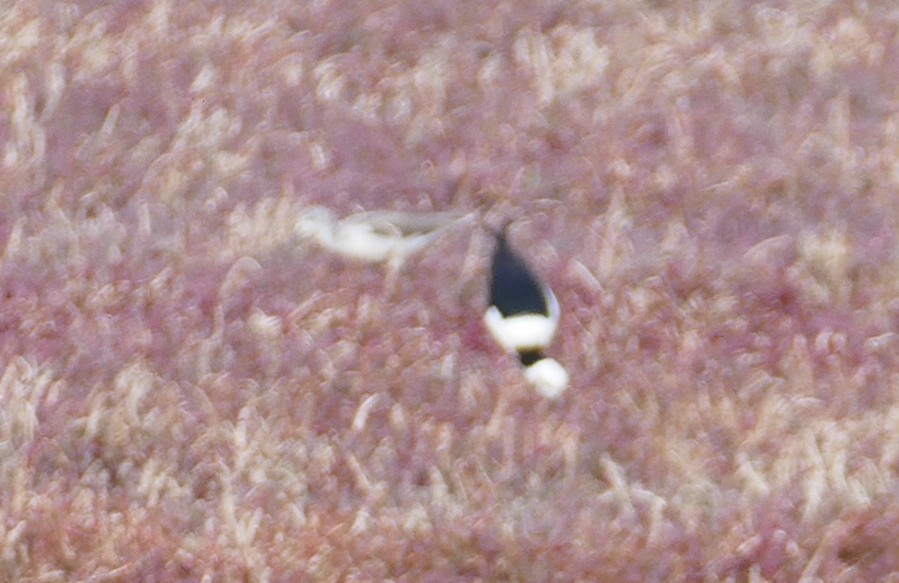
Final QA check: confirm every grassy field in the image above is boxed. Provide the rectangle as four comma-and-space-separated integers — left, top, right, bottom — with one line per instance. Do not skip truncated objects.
2, 0, 899, 581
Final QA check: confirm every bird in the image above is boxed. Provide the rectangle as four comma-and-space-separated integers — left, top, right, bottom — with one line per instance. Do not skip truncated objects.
296, 206, 471, 263
296, 205, 473, 292
483, 226, 569, 398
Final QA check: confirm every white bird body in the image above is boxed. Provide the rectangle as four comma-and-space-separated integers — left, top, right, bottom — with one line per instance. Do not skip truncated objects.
297, 206, 469, 264
315, 219, 413, 262
483, 301, 558, 353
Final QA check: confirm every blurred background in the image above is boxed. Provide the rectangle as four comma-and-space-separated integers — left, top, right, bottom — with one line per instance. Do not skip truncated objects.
2, 1, 899, 580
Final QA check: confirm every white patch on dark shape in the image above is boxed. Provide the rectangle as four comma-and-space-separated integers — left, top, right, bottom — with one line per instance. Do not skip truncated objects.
484, 229, 568, 396
483, 305, 558, 353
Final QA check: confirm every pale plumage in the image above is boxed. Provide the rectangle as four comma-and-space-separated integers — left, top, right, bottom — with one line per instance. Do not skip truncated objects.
296, 206, 470, 263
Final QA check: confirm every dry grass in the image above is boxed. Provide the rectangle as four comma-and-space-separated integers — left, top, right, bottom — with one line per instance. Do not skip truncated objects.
3, 0, 899, 580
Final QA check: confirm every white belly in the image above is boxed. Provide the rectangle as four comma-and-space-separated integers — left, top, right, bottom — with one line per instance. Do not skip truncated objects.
483, 306, 558, 352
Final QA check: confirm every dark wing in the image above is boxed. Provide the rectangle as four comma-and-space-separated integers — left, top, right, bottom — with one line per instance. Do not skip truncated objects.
489, 234, 550, 317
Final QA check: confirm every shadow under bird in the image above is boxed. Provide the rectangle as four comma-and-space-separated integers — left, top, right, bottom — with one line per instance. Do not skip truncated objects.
484, 227, 569, 398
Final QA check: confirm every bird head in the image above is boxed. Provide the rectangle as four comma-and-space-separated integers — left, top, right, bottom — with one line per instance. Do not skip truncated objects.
524, 358, 569, 399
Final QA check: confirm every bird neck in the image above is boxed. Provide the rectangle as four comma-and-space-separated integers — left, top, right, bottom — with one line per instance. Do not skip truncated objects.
518, 349, 545, 366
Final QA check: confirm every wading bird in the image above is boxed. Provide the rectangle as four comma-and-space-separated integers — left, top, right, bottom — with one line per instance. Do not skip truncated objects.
484, 227, 568, 398
296, 206, 472, 291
